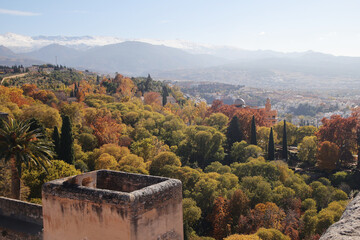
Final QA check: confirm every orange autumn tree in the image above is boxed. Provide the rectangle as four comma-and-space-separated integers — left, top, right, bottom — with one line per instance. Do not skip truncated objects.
317, 141, 340, 171
84, 108, 126, 146
316, 115, 357, 166
21, 84, 38, 96
239, 202, 285, 234
282, 209, 300, 240
230, 189, 250, 227
21, 84, 57, 105
91, 115, 125, 145
207, 196, 232, 240
114, 74, 136, 98
144, 91, 161, 107
0, 86, 33, 107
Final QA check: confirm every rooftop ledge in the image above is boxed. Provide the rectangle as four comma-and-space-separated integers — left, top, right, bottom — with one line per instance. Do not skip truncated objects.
42, 170, 184, 240
42, 170, 182, 206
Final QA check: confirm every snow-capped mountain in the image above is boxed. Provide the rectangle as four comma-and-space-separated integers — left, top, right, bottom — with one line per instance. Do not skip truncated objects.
0, 33, 308, 60
0, 32, 211, 53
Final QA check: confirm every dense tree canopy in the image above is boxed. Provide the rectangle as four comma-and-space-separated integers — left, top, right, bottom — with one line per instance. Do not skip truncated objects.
0, 69, 355, 240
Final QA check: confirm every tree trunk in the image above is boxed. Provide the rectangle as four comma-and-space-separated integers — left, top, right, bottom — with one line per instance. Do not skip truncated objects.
10, 157, 20, 199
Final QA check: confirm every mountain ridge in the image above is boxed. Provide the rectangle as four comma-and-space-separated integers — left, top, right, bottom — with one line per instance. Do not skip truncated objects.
2, 34, 360, 89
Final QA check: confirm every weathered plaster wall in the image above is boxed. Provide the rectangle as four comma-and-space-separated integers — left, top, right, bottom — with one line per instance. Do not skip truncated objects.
130, 180, 183, 240
0, 197, 43, 240
42, 194, 131, 240
42, 170, 183, 240
320, 193, 360, 239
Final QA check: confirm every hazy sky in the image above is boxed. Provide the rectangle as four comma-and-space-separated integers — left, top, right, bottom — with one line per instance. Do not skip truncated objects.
1, 0, 360, 56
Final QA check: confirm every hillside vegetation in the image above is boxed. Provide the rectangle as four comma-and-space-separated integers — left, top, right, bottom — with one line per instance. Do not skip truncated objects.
1, 67, 360, 240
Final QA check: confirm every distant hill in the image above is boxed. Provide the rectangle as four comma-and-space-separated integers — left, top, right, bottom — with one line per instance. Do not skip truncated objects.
0, 45, 43, 66
153, 51, 360, 89
23, 44, 82, 64
2, 33, 360, 89
23, 41, 225, 75
0, 45, 16, 57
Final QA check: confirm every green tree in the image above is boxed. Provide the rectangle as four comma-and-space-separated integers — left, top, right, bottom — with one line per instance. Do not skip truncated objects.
256, 228, 290, 240
282, 120, 288, 161
183, 198, 201, 234
274, 121, 297, 146
268, 128, 275, 160
77, 133, 98, 152
226, 116, 243, 149
60, 115, 74, 164
298, 136, 317, 166
244, 145, 262, 160
296, 125, 317, 145
22, 160, 80, 200
177, 126, 225, 168
250, 115, 257, 145
162, 85, 169, 106
206, 113, 229, 131
230, 141, 248, 163
0, 118, 53, 199
145, 74, 153, 92
149, 152, 181, 176
52, 126, 60, 157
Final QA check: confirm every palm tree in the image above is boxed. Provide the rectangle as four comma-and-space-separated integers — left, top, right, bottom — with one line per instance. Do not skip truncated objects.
0, 118, 54, 199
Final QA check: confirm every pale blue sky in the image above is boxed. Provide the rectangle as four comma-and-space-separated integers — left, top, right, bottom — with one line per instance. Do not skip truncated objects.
1, 0, 360, 56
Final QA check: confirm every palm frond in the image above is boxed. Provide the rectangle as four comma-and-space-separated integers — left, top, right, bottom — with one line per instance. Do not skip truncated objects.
0, 118, 54, 176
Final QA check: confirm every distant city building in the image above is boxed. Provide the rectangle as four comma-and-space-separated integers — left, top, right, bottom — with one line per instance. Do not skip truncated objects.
263, 98, 278, 127
27, 66, 39, 73
234, 98, 246, 108
41, 68, 54, 74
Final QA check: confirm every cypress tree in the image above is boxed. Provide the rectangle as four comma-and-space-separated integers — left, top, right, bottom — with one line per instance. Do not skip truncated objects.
282, 120, 288, 161
250, 115, 257, 145
60, 115, 74, 164
162, 85, 169, 106
226, 116, 243, 149
52, 126, 61, 158
145, 74, 152, 92
268, 127, 275, 160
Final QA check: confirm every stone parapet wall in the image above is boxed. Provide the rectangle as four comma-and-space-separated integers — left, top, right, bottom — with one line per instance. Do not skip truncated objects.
42, 170, 183, 240
320, 194, 360, 239
0, 197, 43, 240
0, 197, 42, 225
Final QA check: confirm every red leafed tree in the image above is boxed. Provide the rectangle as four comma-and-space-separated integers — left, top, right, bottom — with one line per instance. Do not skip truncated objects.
75, 89, 85, 102
114, 74, 136, 97
90, 115, 124, 145
207, 197, 232, 240
144, 91, 161, 106
238, 202, 285, 234
317, 141, 340, 171
207, 100, 266, 141
316, 115, 357, 166
85, 109, 125, 146
282, 210, 300, 240
230, 189, 250, 227
0, 86, 32, 106
21, 84, 57, 104
21, 84, 37, 96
